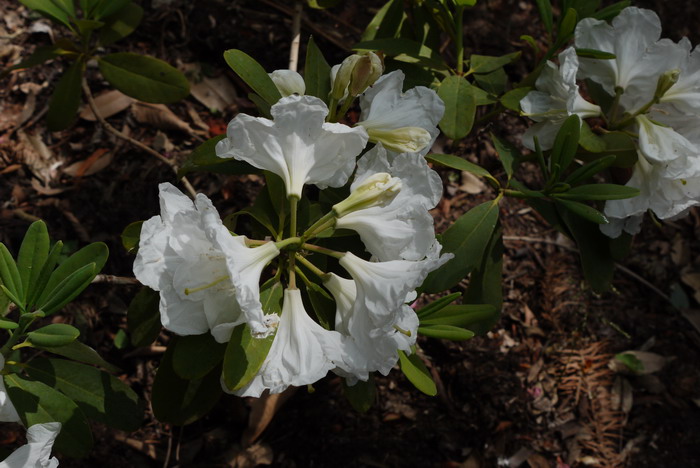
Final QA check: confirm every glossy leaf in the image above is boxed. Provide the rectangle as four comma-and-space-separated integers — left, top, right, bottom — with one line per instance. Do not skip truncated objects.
565, 155, 617, 185
304, 36, 331, 103
99, 53, 190, 104
438, 76, 476, 140
92, 0, 130, 19
575, 48, 616, 59
415, 292, 461, 319
36, 340, 120, 373
463, 224, 504, 325
35, 263, 96, 315
172, 333, 226, 380
342, 376, 376, 412
549, 114, 580, 175
491, 134, 519, 179
554, 184, 639, 201
28, 323, 80, 347
418, 324, 475, 340
468, 52, 520, 74
500, 86, 532, 111
473, 67, 507, 95
24, 358, 143, 431
354, 38, 448, 71
422, 200, 500, 293
17, 221, 50, 304
27, 241, 63, 309
0, 319, 18, 329
127, 287, 161, 347
536, 0, 553, 34
579, 120, 606, 152
98, 2, 143, 46
47, 59, 85, 131
0, 244, 23, 305
361, 0, 405, 41
592, 0, 631, 21
5, 374, 93, 458
554, 199, 608, 224
599, 132, 638, 167
120, 221, 143, 254
398, 350, 436, 396
426, 153, 498, 186
223, 49, 282, 106
420, 304, 499, 335
19, 0, 73, 28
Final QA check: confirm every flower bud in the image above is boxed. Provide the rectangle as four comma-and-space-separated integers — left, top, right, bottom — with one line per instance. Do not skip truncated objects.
269, 70, 306, 97
348, 52, 383, 97
654, 68, 681, 101
330, 55, 362, 101
333, 172, 402, 217
363, 126, 432, 154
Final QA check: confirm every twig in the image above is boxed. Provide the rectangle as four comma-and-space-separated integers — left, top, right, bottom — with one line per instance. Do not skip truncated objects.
289, 2, 303, 72
92, 274, 140, 285
81, 79, 197, 199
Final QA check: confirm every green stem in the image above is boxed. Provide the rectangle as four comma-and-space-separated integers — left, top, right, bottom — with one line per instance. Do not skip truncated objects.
296, 254, 328, 280
327, 97, 338, 122
275, 236, 301, 250
302, 243, 345, 259
336, 97, 355, 122
0, 314, 39, 358
455, 5, 465, 74
502, 189, 542, 199
301, 210, 337, 241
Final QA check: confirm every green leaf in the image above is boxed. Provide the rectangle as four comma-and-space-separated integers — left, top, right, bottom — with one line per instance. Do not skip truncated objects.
437, 76, 476, 140
418, 324, 475, 340
342, 376, 376, 412
35, 263, 96, 315
473, 67, 507, 95
75, 19, 104, 35
354, 38, 448, 71
36, 243, 108, 309
17, 221, 50, 304
127, 287, 162, 347
500, 86, 532, 111
555, 8, 578, 47
426, 153, 498, 186
554, 198, 608, 224
468, 52, 520, 74
361, 0, 405, 41
578, 120, 606, 152
27, 241, 63, 309
120, 221, 143, 254
24, 358, 143, 431
47, 58, 85, 131
549, 114, 581, 175
598, 132, 638, 168
422, 200, 500, 293
304, 36, 331, 103
28, 323, 80, 347
305, 282, 334, 329
463, 224, 503, 322
178, 135, 258, 177
19, 0, 73, 28
114, 328, 129, 349
36, 340, 120, 373
151, 341, 222, 426
613, 352, 643, 374
99, 53, 190, 104
398, 350, 436, 396
223, 49, 282, 106
172, 333, 226, 380
98, 2, 143, 46
554, 184, 640, 201
575, 48, 615, 59
92, 0, 130, 18
453, 0, 477, 5
420, 303, 498, 331
0, 319, 18, 329
491, 134, 519, 179
222, 281, 282, 391
1, 45, 59, 77
415, 292, 461, 319
592, 0, 630, 21
307, 0, 341, 8
5, 374, 93, 458
535, 0, 553, 34
0, 244, 24, 305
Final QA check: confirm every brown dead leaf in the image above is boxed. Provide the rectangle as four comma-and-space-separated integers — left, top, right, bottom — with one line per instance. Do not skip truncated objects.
227, 442, 273, 468
62, 148, 113, 178
459, 170, 486, 194
190, 75, 238, 113
80, 89, 134, 121
611, 376, 633, 413
17, 130, 63, 185
242, 387, 296, 447
609, 351, 671, 375
131, 102, 194, 133
526, 453, 551, 468
681, 270, 700, 303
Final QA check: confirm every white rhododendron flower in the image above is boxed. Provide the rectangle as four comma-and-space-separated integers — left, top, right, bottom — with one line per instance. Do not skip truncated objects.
0, 423, 61, 468
357, 70, 445, 155
520, 47, 601, 150
0, 354, 20, 423
335, 144, 443, 261
215, 95, 368, 198
268, 70, 305, 97
133, 183, 280, 340
232, 289, 347, 397
635, 114, 700, 178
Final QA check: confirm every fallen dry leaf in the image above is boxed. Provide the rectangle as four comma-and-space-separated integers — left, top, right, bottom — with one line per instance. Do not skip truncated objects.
681, 270, 700, 303
609, 350, 671, 375
131, 101, 194, 133
459, 170, 486, 194
80, 89, 134, 121
62, 148, 113, 178
190, 75, 238, 113
227, 442, 273, 468
242, 387, 296, 447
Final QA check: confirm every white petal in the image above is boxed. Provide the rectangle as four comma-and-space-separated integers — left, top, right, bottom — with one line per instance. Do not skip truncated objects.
234, 289, 345, 397
268, 70, 306, 96
216, 95, 368, 198
0, 355, 19, 423
0, 422, 61, 468
636, 115, 699, 177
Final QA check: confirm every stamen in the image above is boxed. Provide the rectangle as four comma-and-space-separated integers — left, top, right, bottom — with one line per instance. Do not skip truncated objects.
393, 325, 412, 337
184, 276, 230, 295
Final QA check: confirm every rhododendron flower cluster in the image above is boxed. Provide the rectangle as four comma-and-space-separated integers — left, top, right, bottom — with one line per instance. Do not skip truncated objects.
134, 63, 451, 396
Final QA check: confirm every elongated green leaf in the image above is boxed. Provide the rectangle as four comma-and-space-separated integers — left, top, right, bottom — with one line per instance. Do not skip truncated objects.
463, 224, 503, 325
0, 319, 18, 329
599, 132, 638, 167
554, 199, 608, 224
19, 0, 73, 27
398, 350, 436, 396
47, 59, 85, 131
491, 134, 519, 179
416, 292, 461, 319
305, 282, 334, 329
555, 8, 578, 47
550, 114, 581, 175
35, 263, 96, 315
127, 287, 161, 347
36, 243, 108, 308
36, 340, 120, 373
565, 155, 617, 185
5, 374, 93, 458
178, 135, 257, 177
500, 86, 531, 111
223, 49, 282, 105
27, 241, 62, 309
575, 48, 615, 59
468, 52, 520, 75
422, 200, 500, 293
120, 221, 142, 254
152, 341, 223, 426
17, 221, 50, 304
418, 324, 475, 340
99, 53, 189, 104
592, 0, 630, 21
420, 303, 498, 330
554, 184, 639, 201
438, 76, 476, 140
426, 153, 497, 185
536, 0, 553, 34
28, 323, 80, 347
361, 0, 405, 41
0, 244, 23, 304
98, 2, 143, 46
222, 282, 282, 391
172, 333, 226, 380
304, 36, 331, 103
342, 376, 376, 412
473, 67, 507, 95
24, 358, 143, 431
354, 38, 448, 71
93, 0, 130, 18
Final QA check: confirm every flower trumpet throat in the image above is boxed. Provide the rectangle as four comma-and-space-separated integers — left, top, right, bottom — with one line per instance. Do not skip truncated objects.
363, 126, 432, 154
184, 276, 230, 296
332, 172, 402, 218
